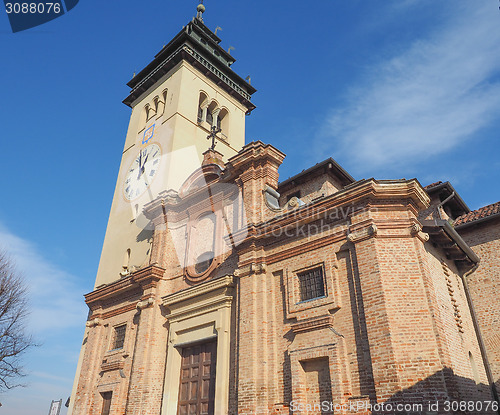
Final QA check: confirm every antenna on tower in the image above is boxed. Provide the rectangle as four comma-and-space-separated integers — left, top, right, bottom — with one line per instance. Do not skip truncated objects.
196, 0, 205, 21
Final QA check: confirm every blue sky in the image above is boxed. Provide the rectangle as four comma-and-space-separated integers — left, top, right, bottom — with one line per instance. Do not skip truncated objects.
0, 1, 499, 413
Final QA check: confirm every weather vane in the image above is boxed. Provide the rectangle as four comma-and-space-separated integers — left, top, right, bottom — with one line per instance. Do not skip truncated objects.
207, 125, 221, 151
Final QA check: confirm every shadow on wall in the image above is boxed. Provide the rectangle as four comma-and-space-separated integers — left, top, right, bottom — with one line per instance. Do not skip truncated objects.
381, 368, 499, 415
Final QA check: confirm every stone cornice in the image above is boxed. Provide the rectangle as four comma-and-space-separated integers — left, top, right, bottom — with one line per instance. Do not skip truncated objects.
243, 179, 429, 243
225, 141, 285, 178
85, 265, 165, 306
132, 264, 166, 286
94, 302, 138, 320
238, 229, 347, 268
162, 275, 234, 308
85, 275, 137, 306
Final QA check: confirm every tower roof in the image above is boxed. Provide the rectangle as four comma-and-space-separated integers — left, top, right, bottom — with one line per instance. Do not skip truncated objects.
123, 15, 256, 112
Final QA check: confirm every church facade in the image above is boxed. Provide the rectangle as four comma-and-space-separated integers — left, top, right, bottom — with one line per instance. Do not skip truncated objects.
68, 5, 500, 415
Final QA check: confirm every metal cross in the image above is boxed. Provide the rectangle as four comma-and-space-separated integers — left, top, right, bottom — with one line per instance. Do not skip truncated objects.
207, 125, 221, 151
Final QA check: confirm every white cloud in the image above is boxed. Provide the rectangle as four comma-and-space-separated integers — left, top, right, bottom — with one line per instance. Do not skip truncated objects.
0, 223, 87, 334
321, 1, 500, 174
0, 223, 87, 414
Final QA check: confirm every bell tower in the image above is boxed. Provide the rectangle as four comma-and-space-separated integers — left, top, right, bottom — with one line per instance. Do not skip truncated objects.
95, 4, 256, 286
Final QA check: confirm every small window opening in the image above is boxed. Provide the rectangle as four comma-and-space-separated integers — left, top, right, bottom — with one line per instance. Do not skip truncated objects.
206, 101, 217, 126
161, 90, 167, 114
195, 251, 214, 275
122, 248, 131, 270
198, 93, 208, 123
298, 267, 326, 302
146, 103, 156, 121
217, 108, 229, 140
112, 324, 126, 350
143, 105, 150, 125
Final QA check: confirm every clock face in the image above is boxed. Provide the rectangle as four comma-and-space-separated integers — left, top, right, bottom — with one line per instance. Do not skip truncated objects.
123, 144, 162, 201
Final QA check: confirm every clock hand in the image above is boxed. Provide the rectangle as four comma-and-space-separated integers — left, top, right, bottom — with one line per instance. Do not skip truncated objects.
142, 153, 150, 173
137, 150, 145, 180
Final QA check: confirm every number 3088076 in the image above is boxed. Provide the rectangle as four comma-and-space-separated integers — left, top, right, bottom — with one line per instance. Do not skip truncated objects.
5, 3, 62, 14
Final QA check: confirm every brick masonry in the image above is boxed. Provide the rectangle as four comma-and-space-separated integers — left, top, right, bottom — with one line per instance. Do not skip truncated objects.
457, 215, 500, 395
70, 141, 499, 414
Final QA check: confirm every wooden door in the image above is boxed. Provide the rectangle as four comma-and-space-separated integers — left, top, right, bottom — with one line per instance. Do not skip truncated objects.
177, 340, 217, 415
100, 391, 112, 415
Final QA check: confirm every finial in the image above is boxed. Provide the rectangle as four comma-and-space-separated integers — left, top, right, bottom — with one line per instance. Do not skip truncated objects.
196, 1, 205, 21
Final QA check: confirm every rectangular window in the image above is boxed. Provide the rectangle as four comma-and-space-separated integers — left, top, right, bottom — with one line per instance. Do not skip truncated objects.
101, 391, 112, 415
112, 324, 126, 350
298, 267, 325, 302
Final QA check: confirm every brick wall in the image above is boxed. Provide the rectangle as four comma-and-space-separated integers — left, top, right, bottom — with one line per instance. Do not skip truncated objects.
458, 216, 500, 393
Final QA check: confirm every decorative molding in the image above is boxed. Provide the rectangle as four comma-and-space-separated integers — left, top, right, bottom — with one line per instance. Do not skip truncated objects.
243, 179, 430, 246
347, 223, 378, 243
85, 275, 137, 305
162, 275, 234, 308
167, 298, 233, 323
85, 265, 164, 320
291, 315, 335, 334
234, 262, 267, 278
86, 318, 100, 328
132, 264, 166, 286
101, 360, 125, 373
251, 263, 267, 274
136, 297, 155, 310
100, 303, 138, 320
263, 231, 346, 266
410, 222, 430, 242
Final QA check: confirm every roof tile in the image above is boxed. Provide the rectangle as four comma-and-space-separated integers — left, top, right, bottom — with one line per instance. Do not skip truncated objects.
424, 181, 443, 190
454, 201, 500, 226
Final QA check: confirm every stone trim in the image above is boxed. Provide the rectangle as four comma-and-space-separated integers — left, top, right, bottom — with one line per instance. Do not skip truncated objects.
347, 223, 377, 244
160, 275, 234, 415
85, 264, 165, 306
162, 275, 234, 308
101, 360, 125, 373
98, 303, 138, 320
132, 264, 166, 286
85, 275, 136, 305
410, 222, 430, 242
291, 315, 335, 334
242, 231, 346, 267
